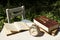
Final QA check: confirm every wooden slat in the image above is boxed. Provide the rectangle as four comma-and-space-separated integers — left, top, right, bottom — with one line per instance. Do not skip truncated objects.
6, 6, 25, 23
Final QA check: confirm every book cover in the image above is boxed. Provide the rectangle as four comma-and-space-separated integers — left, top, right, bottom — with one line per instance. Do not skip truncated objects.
34, 16, 59, 32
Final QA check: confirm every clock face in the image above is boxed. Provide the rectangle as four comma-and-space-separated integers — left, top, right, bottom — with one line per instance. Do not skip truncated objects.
30, 28, 38, 36
29, 25, 38, 36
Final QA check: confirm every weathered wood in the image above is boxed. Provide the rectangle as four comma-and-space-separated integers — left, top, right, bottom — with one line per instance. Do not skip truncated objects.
6, 6, 25, 23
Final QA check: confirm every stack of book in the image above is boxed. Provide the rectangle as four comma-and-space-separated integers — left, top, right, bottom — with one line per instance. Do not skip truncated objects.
33, 16, 59, 35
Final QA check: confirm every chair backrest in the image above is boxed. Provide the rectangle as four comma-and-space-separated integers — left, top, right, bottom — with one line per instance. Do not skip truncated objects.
6, 6, 25, 23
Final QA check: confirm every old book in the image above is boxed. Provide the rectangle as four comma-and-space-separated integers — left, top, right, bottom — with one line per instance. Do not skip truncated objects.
5, 23, 19, 32
50, 29, 58, 36
12, 20, 34, 32
13, 22, 29, 31
33, 16, 59, 32
5, 20, 34, 32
